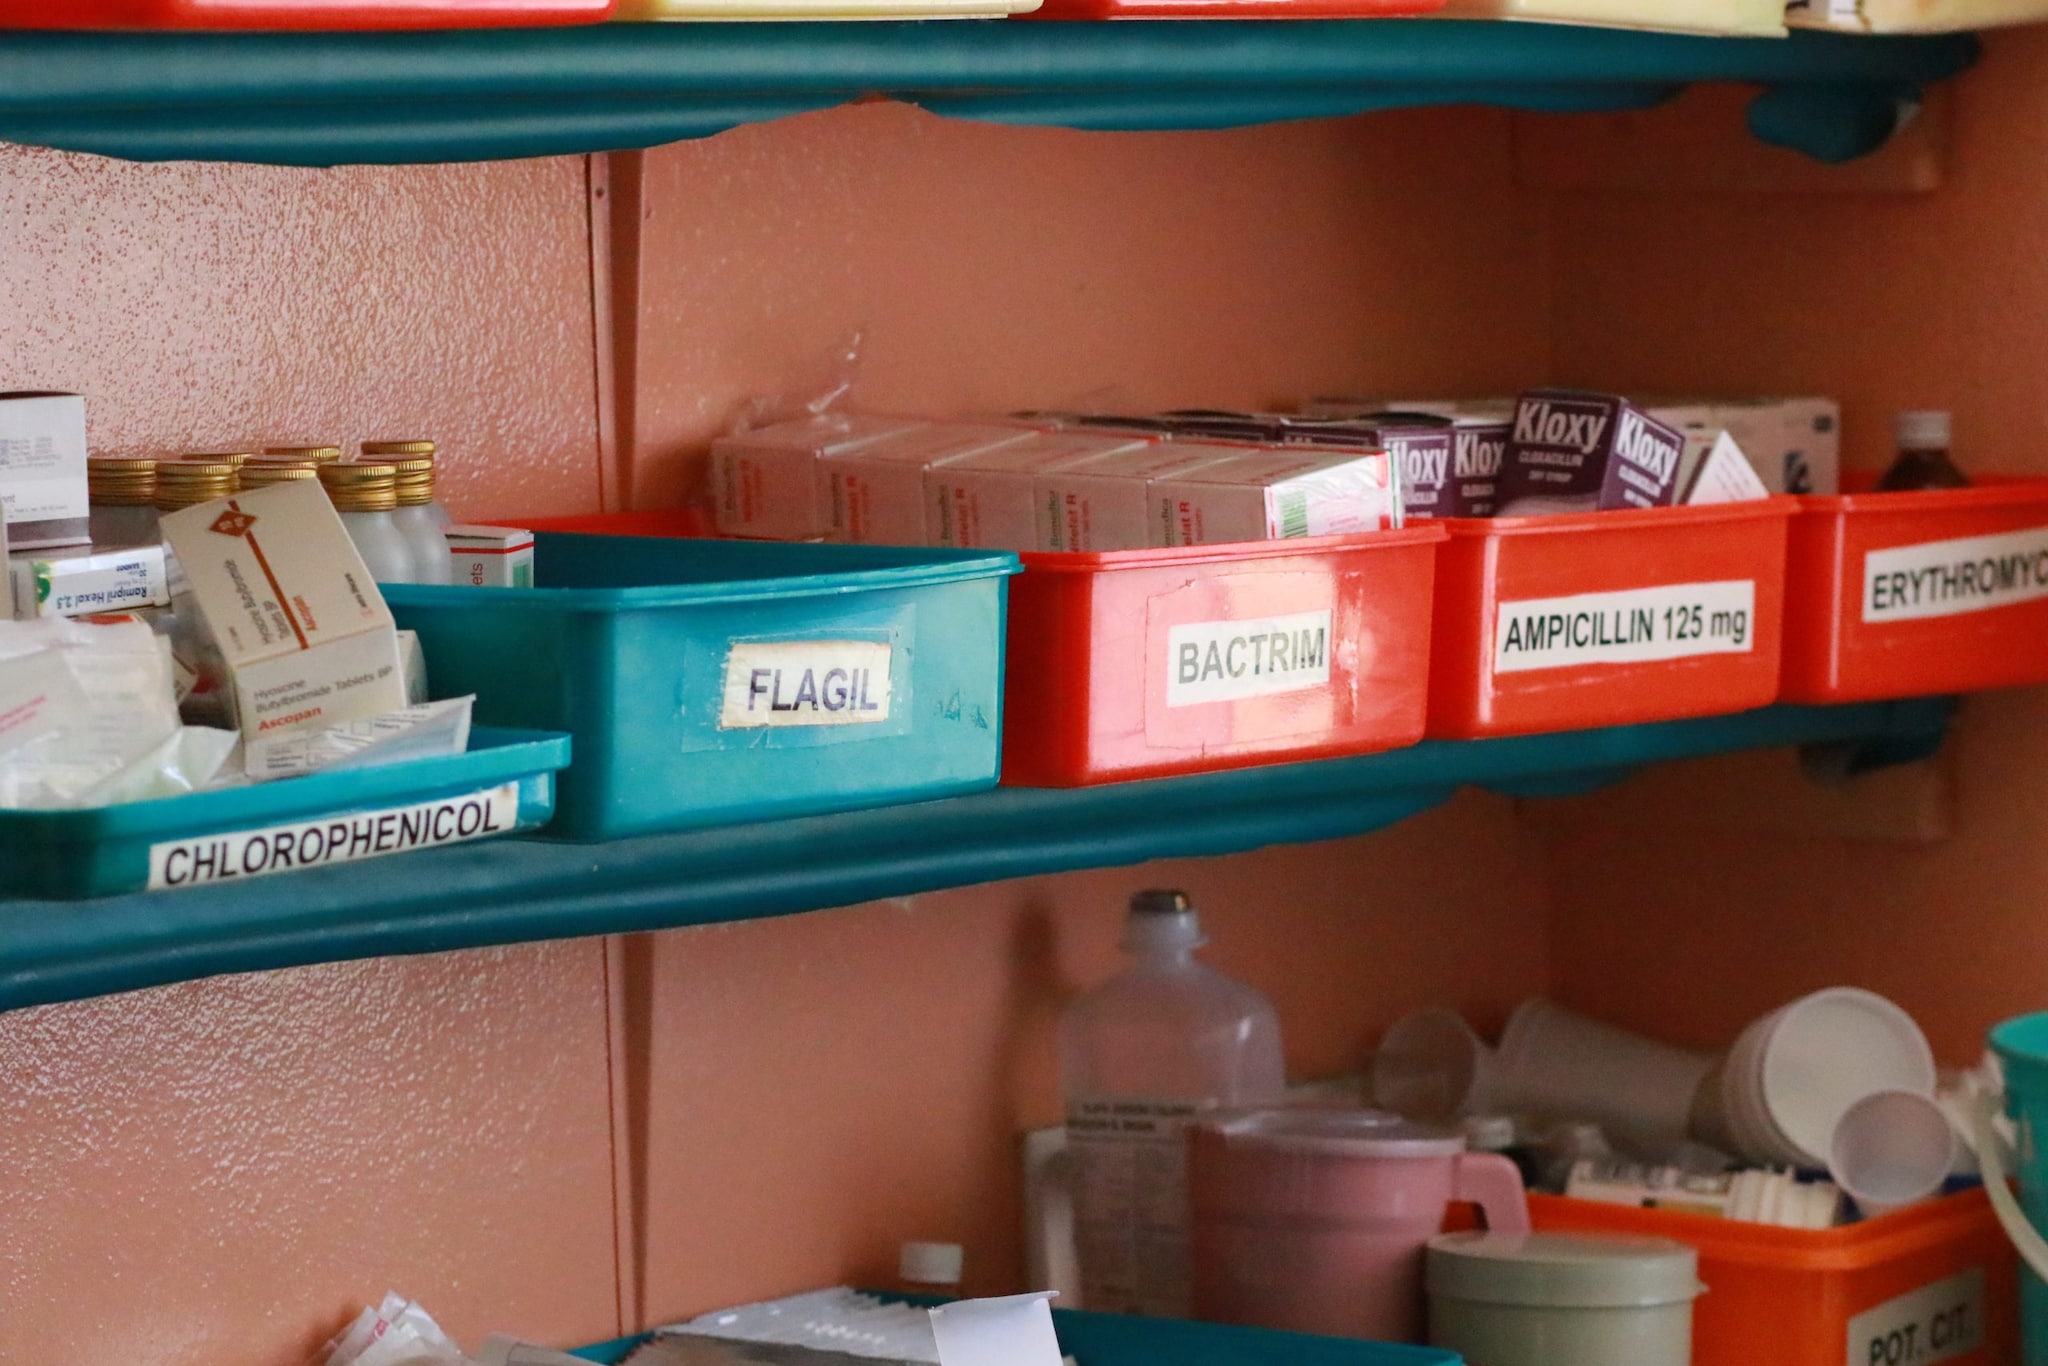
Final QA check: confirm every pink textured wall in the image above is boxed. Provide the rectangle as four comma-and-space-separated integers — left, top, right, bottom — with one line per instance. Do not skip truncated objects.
1542, 29, 2048, 1060
630, 797, 1551, 1324
0, 145, 604, 521
0, 945, 622, 1363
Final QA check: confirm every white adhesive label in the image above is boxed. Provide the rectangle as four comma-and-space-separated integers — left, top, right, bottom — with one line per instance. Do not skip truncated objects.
1165, 610, 1332, 707
719, 639, 892, 728
1494, 580, 1755, 674
1862, 525, 2048, 623
1846, 1269, 1985, 1366
1066, 1097, 1203, 1318
147, 781, 519, 890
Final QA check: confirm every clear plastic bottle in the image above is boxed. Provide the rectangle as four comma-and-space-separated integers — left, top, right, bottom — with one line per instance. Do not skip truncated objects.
238, 456, 322, 493
87, 455, 160, 548
263, 443, 343, 467
388, 455, 452, 585
1060, 889, 1286, 1318
318, 461, 421, 583
363, 439, 450, 528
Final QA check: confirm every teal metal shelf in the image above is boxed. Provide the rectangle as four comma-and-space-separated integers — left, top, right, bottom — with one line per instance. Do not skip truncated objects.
0, 21, 1978, 167
0, 697, 1952, 1016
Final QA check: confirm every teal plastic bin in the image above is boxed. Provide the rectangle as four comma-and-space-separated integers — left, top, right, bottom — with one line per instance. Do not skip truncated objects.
384, 533, 1019, 840
0, 727, 568, 900
574, 1306, 1459, 1364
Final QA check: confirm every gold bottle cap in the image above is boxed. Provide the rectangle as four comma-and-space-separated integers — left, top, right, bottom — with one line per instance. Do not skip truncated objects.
362, 439, 436, 458
88, 456, 158, 506
319, 460, 400, 513
155, 460, 239, 510
263, 444, 343, 463
391, 456, 437, 507
239, 457, 322, 489
187, 450, 253, 469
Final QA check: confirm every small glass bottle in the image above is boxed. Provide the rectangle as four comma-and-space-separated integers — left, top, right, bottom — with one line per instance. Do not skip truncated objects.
318, 461, 421, 583
1879, 410, 1969, 492
239, 457, 323, 494
154, 459, 238, 514
388, 456, 452, 585
263, 444, 343, 466
363, 440, 449, 528
184, 451, 254, 489
87, 456, 160, 548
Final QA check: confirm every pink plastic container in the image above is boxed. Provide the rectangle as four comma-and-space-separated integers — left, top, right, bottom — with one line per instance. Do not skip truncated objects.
1188, 1108, 1530, 1344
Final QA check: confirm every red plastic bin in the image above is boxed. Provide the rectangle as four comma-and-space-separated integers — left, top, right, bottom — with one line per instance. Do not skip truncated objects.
1001, 527, 1446, 787
1427, 499, 1796, 739
1527, 1190, 2017, 1366
0, 0, 612, 28
1782, 477, 2048, 703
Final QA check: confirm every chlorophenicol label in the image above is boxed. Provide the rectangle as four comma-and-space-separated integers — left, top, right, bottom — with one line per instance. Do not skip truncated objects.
1165, 610, 1331, 707
1846, 1268, 1985, 1366
1494, 580, 1755, 674
1862, 525, 2048, 623
720, 639, 892, 728
148, 782, 519, 890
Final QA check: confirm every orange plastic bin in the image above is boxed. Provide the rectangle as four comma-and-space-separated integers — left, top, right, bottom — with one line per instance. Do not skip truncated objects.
1782, 478, 2048, 703
1426, 499, 1795, 739
1528, 1190, 2018, 1366
1001, 528, 1446, 787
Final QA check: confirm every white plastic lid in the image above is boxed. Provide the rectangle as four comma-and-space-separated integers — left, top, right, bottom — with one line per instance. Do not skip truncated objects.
1426, 1232, 1703, 1308
1895, 410, 1952, 449
1195, 1106, 1466, 1158
900, 1241, 965, 1287
1460, 1115, 1517, 1152
1121, 889, 1206, 954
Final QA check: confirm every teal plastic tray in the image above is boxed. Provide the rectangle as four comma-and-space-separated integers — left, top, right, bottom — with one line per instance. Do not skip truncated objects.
385, 534, 1019, 841
575, 1306, 1459, 1365
0, 726, 568, 901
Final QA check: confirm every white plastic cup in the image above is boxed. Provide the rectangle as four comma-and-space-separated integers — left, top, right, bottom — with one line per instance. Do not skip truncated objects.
1830, 1089, 1957, 1219
1490, 999, 1715, 1151
1373, 1009, 1498, 1123
1692, 987, 1936, 1169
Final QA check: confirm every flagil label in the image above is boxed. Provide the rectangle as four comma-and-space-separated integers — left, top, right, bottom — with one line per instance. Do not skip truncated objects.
1862, 525, 2048, 623
1166, 610, 1331, 707
1495, 581, 1755, 674
720, 639, 892, 728
148, 782, 518, 890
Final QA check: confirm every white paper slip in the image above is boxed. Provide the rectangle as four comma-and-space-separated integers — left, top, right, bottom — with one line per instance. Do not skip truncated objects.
928, 1294, 1062, 1366
720, 639, 892, 728
1165, 610, 1332, 707
1844, 1269, 1984, 1366
1494, 580, 1755, 674
1862, 525, 2048, 623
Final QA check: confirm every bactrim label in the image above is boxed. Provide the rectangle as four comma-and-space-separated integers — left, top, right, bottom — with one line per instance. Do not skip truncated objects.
1165, 610, 1331, 707
1862, 525, 2048, 623
1494, 580, 1755, 674
719, 639, 892, 728
1846, 1268, 1985, 1366
148, 782, 518, 890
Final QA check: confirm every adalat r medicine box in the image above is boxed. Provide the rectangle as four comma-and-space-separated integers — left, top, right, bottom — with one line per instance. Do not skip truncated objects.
826, 422, 1034, 545
1150, 449, 1402, 547
929, 432, 1153, 552
711, 413, 926, 541
1035, 441, 1243, 552
159, 479, 406, 757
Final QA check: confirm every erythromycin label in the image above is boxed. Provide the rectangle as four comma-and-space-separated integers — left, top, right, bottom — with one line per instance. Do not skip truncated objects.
1166, 610, 1331, 707
1862, 525, 2048, 623
1845, 1268, 1984, 1366
1495, 580, 1754, 674
148, 782, 518, 890
720, 639, 892, 728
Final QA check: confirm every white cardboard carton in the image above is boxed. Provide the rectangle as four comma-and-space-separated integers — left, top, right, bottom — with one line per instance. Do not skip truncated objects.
1036, 440, 1244, 552
159, 479, 407, 758
9, 545, 170, 619
446, 524, 535, 588
928, 432, 1152, 552
711, 413, 926, 541
1150, 449, 1401, 546
1683, 431, 1773, 504
826, 423, 1035, 545
0, 392, 90, 551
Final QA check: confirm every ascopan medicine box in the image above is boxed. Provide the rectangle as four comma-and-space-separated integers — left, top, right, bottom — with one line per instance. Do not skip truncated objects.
159, 479, 406, 755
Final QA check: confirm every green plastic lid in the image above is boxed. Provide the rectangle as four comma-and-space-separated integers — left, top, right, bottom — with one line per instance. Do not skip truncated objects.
1426, 1232, 1703, 1309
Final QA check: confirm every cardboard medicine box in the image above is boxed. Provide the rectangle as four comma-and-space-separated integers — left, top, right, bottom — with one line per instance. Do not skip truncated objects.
0, 392, 90, 551
710, 412, 925, 541
1498, 389, 1687, 516
928, 432, 1153, 552
1150, 449, 1402, 546
10, 545, 170, 619
159, 479, 407, 750
446, 524, 535, 587
1035, 441, 1244, 553
826, 422, 1034, 546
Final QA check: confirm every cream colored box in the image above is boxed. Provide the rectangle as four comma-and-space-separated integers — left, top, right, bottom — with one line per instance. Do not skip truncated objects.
0, 391, 90, 551
1151, 449, 1401, 547
446, 524, 535, 587
710, 413, 924, 541
159, 479, 406, 753
1036, 441, 1244, 552
929, 432, 1151, 552
826, 423, 1034, 545
9, 545, 170, 619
